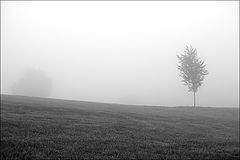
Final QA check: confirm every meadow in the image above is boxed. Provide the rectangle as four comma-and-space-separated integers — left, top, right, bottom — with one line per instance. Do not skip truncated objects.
1, 94, 239, 159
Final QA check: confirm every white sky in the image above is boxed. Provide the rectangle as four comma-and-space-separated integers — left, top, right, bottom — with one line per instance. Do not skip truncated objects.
1, 1, 239, 107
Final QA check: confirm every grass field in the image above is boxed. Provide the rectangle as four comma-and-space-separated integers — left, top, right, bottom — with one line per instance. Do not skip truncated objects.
1, 94, 239, 159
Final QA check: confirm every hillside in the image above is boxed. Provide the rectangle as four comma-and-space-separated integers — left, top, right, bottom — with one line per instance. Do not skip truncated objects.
1, 94, 239, 159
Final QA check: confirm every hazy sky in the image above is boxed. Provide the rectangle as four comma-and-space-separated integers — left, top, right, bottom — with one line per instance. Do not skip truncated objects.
1, 1, 239, 107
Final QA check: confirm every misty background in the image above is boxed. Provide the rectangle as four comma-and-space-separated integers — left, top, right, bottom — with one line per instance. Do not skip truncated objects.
1, 1, 239, 107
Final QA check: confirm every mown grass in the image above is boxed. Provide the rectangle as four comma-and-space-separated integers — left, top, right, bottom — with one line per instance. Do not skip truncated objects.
1, 95, 239, 159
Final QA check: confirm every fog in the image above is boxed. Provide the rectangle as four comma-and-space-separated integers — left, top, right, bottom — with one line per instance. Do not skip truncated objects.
1, 1, 239, 107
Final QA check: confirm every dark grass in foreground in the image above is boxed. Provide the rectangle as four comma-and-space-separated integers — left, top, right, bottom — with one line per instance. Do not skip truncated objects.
1, 95, 239, 159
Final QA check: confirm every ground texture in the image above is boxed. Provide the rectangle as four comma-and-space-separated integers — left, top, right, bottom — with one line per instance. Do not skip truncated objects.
1, 95, 239, 159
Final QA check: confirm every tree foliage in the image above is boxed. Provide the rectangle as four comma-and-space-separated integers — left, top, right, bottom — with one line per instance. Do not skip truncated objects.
12, 68, 52, 97
177, 46, 208, 93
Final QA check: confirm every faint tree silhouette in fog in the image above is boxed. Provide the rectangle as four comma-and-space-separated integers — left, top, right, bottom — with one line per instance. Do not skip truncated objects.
12, 69, 52, 97
177, 46, 208, 107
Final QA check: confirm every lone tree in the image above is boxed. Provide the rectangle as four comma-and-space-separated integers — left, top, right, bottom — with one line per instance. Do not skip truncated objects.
177, 46, 208, 107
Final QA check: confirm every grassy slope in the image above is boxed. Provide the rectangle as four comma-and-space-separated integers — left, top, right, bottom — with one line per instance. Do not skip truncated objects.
1, 94, 239, 159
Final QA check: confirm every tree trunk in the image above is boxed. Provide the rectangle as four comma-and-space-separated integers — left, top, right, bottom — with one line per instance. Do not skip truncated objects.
193, 92, 196, 107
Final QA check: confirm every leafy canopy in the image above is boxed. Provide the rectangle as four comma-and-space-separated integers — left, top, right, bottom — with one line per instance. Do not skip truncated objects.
177, 46, 208, 92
